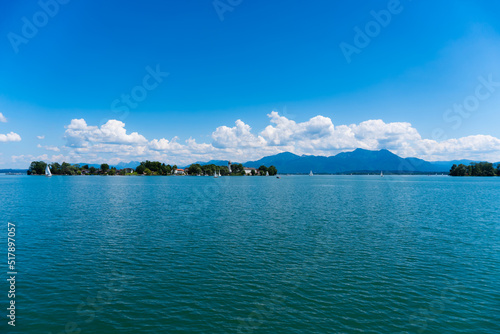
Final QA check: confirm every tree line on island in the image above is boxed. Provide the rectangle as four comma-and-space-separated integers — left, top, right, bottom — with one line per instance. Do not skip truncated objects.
27, 160, 278, 176
26, 160, 499, 177
449, 162, 500, 177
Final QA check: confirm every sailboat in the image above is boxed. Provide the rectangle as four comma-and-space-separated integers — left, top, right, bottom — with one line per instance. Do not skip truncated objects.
218, 170, 221, 177
309, 170, 313, 176
45, 164, 52, 177
380, 171, 384, 177
214, 170, 219, 178
266, 171, 269, 176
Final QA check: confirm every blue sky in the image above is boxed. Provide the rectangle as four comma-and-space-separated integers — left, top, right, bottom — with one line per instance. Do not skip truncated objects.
1, 0, 500, 168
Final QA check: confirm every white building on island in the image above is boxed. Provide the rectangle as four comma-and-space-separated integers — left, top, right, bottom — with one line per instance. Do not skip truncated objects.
244, 167, 257, 175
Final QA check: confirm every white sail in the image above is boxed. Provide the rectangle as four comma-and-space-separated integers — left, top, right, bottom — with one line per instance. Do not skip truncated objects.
45, 164, 52, 177
266, 171, 269, 176
380, 171, 383, 177
309, 170, 313, 176
214, 170, 218, 178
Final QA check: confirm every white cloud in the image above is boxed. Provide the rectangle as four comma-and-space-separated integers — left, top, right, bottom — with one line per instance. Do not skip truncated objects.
37, 135, 45, 140
0, 132, 21, 142
212, 119, 267, 148
415, 135, 500, 161
54, 115, 500, 165
0, 113, 7, 123
261, 111, 335, 146
64, 119, 147, 148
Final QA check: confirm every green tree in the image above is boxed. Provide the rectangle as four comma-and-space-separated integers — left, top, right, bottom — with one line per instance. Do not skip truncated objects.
188, 164, 203, 175
476, 162, 495, 176
160, 164, 172, 175
144, 168, 152, 176
108, 168, 116, 176
89, 166, 96, 174
143, 160, 163, 173
258, 165, 268, 175
201, 164, 215, 176
100, 163, 110, 173
268, 165, 278, 176
60, 162, 78, 175
219, 166, 229, 176
450, 164, 467, 176
449, 164, 457, 176
136, 163, 146, 175
231, 163, 245, 175
28, 161, 47, 175
51, 162, 61, 175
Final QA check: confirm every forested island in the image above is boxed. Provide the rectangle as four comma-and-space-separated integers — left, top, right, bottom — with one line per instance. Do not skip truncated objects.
27, 161, 278, 176
449, 162, 500, 176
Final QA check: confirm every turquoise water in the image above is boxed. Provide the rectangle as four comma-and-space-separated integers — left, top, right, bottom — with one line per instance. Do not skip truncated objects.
1, 175, 499, 333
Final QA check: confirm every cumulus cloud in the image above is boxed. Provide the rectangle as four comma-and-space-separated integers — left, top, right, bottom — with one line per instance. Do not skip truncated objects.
0, 113, 7, 123
212, 120, 267, 148
54, 114, 500, 165
64, 119, 147, 148
415, 135, 500, 161
261, 112, 335, 146
0, 132, 21, 142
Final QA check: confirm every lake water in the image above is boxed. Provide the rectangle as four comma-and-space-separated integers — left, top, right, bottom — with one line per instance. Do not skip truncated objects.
1, 175, 499, 333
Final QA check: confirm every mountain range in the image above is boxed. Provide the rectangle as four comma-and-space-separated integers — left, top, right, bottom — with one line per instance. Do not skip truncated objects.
185, 149, 497, 174
73, 161, 141, 169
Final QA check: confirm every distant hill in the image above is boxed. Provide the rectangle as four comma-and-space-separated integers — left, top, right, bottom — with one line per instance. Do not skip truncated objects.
115, 161, 141, 169
242, 149, 452, 174
427, 159, 478, 171
0, 169, 28, 174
